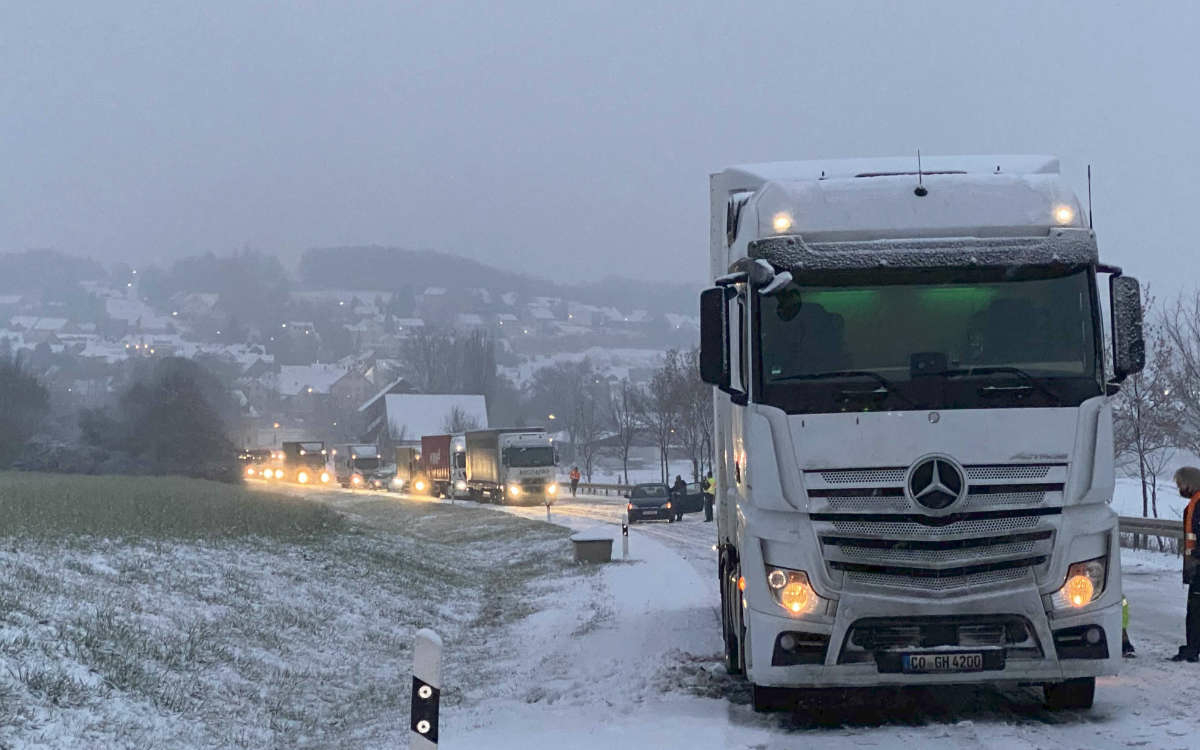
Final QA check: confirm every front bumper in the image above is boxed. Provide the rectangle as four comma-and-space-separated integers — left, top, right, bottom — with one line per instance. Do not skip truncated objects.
745, 586, 1121, 688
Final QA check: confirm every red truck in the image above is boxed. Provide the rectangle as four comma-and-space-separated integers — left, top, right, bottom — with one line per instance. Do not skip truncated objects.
421, 434, 453, 498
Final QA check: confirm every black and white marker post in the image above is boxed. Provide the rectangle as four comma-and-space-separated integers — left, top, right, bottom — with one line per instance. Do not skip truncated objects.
622, 522, 629, 559
411, 629, 442, 750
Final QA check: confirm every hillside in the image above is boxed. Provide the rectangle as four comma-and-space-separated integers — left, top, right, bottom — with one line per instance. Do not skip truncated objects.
299, 246, 702, 314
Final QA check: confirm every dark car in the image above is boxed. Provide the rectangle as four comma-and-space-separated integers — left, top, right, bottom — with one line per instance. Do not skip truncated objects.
626, 483, 675, 523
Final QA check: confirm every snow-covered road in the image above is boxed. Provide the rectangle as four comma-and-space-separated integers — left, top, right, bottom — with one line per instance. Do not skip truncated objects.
440, 493, 1200, 749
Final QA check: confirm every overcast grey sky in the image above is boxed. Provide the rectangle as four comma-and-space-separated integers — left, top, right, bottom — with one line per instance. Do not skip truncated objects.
2, 1, 1196, 293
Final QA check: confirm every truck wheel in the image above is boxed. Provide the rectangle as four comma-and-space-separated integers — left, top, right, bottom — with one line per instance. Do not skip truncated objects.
1044, 677, 1095, 710
751, 684, 794, 713
721, 563, 744, 676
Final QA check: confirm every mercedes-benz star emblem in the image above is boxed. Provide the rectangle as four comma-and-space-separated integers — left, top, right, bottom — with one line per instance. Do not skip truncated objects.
908, 457, 965, 510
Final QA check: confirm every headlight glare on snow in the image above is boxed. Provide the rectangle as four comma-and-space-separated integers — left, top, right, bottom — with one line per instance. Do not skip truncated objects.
764, 567, 830, 617
1056, 556, 1107, 609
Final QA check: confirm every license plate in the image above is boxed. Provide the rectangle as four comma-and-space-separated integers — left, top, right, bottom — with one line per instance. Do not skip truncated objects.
902, 652, 984, 673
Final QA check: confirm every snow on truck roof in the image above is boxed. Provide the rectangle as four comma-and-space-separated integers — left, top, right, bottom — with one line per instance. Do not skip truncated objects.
721, 155, 1087, 242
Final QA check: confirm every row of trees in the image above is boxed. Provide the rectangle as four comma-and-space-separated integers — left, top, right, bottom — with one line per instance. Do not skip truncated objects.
1114, 288, 1200, 516
529, 348, 712, 484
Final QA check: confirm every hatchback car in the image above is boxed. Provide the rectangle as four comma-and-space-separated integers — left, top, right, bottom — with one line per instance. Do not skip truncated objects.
626, 483, 674, 523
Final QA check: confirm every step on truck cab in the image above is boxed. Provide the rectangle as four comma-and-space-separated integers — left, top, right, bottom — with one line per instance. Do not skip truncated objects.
700, 155, 1146, 711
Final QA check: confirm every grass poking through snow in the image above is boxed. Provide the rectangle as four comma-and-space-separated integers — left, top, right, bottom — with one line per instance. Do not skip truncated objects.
0, 473, 580, 748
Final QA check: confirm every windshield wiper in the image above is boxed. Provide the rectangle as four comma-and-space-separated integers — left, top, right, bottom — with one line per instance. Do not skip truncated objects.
772, 370, 916, 407
939, 366, 1064, 405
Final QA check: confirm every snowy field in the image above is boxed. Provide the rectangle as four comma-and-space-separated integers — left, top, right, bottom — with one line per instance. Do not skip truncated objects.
0, 474, 582, 749
6, 474, 1200, 749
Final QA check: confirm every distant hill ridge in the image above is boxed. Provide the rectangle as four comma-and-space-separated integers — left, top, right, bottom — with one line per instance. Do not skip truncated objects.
299, 246, 701, 314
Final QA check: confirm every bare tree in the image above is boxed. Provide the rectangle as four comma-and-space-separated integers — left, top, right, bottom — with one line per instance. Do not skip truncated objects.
1114, 288, 1181, 517
1161, 290, 1200, 458
442, 405, 481, 434
572, 388, 605, 482
641, 350, 682, 483
675, 347, 712, 482
608, 378, 642, 485
403, 328, 457, 393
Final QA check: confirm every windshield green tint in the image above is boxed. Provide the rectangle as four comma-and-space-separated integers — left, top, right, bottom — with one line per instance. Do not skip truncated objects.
503, 446, 556, 467
757, 268, 1101, 412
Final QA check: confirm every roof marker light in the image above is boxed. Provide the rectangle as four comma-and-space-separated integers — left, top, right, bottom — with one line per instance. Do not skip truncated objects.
772, 212, 793, 233
1053, 204, 1075, 225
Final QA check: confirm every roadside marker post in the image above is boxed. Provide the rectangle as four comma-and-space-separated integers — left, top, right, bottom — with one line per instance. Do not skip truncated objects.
411, 629, 442, 750
546, 501, 551, 522
622, 523, 629, 559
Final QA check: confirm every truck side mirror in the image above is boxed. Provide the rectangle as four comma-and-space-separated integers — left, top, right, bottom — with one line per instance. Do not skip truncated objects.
699, 286, 731, 388
1110, 275, 1146, 383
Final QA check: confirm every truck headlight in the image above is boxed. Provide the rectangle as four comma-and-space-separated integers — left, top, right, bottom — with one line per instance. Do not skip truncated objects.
274, 469, 284, 479
246, 467, 255, 477
391, 477, 403, 490
508, 484, 521, 497
547, 483, 558, 495
764, 567, 832, 617
414, 479, 426, 492
455, 480, 467, 491
320, 472, 330, 484
352, 474, 362, 485
1056, 556, 1107, 609
297, 471, 309, 484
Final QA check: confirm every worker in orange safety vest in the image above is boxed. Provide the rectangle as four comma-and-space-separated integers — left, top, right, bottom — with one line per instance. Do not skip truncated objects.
1171, 466, 1200, 662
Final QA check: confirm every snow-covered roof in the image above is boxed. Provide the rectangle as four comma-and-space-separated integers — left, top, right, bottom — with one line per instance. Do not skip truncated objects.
276, 364, 349, 396
725, 155, 1061, 183
528, 307, 556, 321
455, 313, 485, 328
0, 294, 23, 305
9, 316, 68, 331
422, 287, 446, 297
384, 393, 488, 440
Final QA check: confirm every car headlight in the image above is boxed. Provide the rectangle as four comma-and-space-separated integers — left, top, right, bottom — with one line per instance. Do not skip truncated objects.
455, 480, 467, 491
297, 471, 308, 484
1055, 556, 1107, 609
320, 472, 330, 483
547, 483, 558, 495
764, 567, 833, 617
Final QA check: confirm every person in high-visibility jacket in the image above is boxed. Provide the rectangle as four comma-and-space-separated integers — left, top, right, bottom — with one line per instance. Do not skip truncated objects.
1171, 466, 1200, 662
1122, 597, 1135, 658
702, 471, 716, 523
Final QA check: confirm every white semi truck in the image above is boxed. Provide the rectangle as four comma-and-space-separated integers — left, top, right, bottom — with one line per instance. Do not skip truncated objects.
464, 428, 560, 505
700, 155, 1146, 711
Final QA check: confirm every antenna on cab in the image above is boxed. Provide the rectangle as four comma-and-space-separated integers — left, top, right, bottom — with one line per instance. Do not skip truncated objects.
914, 149, 928, 197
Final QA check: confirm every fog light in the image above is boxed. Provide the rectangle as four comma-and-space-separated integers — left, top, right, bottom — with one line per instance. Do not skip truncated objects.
1085, 626, 1103, 645
779, 633, 796, 651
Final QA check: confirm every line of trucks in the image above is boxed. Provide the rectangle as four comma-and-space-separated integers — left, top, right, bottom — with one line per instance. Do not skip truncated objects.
240, 428, 560, 505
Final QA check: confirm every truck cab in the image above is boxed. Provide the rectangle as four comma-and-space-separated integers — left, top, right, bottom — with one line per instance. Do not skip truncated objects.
280, 441, 331, 485
701, 156, 1145, 711
335, 443, 387, 489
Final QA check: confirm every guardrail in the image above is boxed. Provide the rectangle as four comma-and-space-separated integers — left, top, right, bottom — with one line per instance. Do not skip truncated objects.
1118, 515, 1183, 553
577, 482, 633, 497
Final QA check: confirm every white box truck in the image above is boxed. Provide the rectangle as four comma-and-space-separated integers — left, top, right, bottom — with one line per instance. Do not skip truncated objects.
700, 155, 1146, 711
465, 428, 559, 505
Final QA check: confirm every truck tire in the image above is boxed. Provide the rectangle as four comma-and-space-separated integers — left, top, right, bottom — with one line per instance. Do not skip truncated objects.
751, 684, 794, 713
1044, 677, 1095, 710
721, 561, 745, 676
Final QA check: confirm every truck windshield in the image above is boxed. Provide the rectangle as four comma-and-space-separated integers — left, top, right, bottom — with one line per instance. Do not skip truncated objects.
353, 457, 380, 471
504, 446, 556, 467
756, 267, 1101, 413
